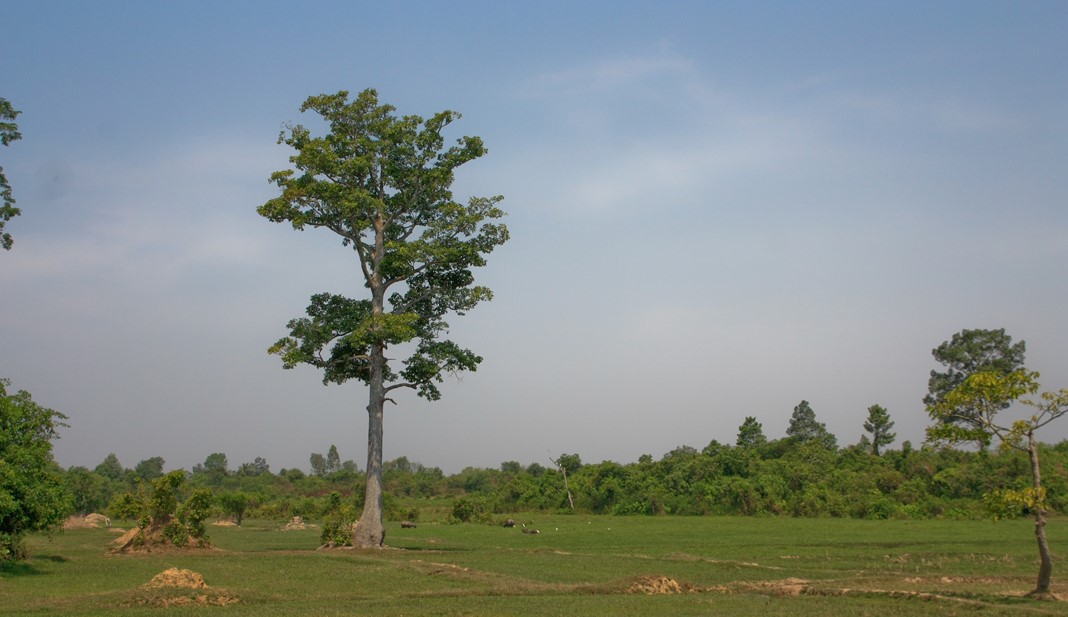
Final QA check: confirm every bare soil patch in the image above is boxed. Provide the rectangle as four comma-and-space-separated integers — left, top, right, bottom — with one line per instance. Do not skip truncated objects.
626, 575, 694, 594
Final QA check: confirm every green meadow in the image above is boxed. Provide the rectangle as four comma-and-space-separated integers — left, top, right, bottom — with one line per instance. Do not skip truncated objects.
4, 515, 1068, 616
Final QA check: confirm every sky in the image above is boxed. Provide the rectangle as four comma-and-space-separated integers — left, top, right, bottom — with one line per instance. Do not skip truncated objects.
2, 1, 1067, 475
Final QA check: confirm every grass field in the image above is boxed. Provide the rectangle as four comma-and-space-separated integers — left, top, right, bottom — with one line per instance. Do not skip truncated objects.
4, 514, 1068, 616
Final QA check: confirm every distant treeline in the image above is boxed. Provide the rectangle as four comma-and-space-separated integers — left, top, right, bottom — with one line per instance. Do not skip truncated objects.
62, 436, 1068, 523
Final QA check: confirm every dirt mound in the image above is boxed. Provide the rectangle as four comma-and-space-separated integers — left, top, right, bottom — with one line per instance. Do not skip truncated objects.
282, 516, 317, 530
63, 513, 110, 529
127, 568, 238, 608
85, 513, 111, 526
627, 575, 692, 594
144, 568, 206, 589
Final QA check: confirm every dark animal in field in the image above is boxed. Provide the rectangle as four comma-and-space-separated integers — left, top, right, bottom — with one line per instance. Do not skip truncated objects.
400, 521, 417, 528
503, 518, 516, 528
521, 524, 540, 534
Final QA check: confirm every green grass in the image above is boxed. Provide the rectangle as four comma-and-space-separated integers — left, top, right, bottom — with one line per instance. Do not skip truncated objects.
4, 515, 1068, 616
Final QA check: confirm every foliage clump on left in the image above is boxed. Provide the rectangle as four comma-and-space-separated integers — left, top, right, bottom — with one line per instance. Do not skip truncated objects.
111, 471, 213, 551
0, 379, 70, 560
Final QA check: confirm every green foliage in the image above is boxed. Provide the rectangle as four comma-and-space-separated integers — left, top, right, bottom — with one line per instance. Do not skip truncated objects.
0, 379, 70, 560
309, 452, 327, 477
93, 453, 126, 483
736, 416, 766, 449
63, 466, 110, 514
109, 492, 140, 521
863, 404, 896, 455
148, 471, 184, 523
786, 400, 837, 448
51, 433, 1068, 527
326, 445, 340, 474
112, 470, 211, 547
218, 491, 250, 525
926, 369, 1040, 448
260, 88, 507, 546
319, 492, 358, 546
133, 456, 165, 482
925, 364, 1068, 594
554, 453, 582, 475
178, 489, 214, 540
0, 97, 22, 250
925, 328, 1026, 413
451, 495, 493, 523
259, 88, 508, 397
193, 452, 229, 482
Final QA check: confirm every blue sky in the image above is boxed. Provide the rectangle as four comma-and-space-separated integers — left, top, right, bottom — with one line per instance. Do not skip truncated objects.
3, 1, 1066, 474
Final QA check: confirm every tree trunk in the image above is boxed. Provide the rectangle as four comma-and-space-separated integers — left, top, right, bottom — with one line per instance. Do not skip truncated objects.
353, 214, 388, 549
1028, 436, 1053, 597
353, 344, 387, 548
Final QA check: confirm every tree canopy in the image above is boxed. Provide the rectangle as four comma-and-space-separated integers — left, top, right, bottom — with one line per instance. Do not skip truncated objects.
259, 88, 507, 547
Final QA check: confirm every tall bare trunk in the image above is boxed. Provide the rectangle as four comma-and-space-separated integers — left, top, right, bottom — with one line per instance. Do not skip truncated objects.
1028, 436, 1053, 596
354, 342, 387, 548
354, 217, 388, 548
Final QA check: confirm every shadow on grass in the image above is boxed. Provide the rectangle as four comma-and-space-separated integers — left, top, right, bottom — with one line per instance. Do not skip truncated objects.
0, 554, 67, 577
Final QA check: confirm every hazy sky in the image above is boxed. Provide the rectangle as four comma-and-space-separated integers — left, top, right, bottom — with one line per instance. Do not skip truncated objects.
3, 1, 1066, 475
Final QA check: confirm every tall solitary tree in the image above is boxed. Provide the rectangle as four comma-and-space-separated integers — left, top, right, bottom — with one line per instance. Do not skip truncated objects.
259, 89, 508, 547
926, 369, 1068, 598
1, 97, 23, 251
862, 404, 895, 455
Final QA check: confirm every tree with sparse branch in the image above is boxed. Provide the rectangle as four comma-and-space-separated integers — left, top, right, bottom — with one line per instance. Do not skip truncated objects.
259, 89, 508, 548
926, 369, 1068, 598
862, 404, 895, 455
1, 98, 23, 251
